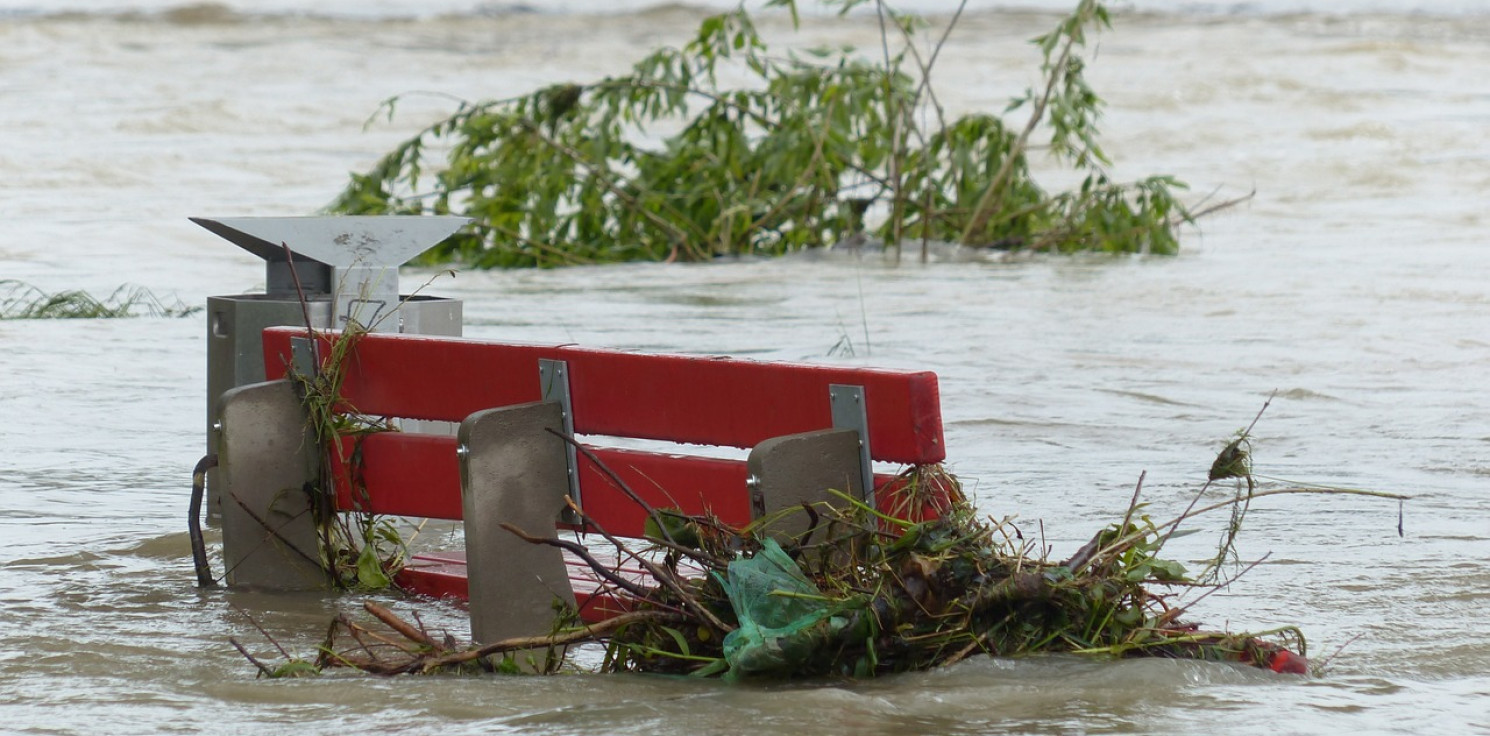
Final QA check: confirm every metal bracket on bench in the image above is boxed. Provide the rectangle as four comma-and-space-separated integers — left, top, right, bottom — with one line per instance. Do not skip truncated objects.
829, 383, 876, 509
289, 335, 319, 378
538, 358, 582, 523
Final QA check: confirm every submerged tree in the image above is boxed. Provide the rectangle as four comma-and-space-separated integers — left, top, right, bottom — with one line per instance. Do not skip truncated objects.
329, 0, 1193, 267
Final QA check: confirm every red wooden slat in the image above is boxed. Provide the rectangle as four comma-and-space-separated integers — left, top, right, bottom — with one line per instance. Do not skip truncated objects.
324, 432, 927, 535
394, 556, 468, 601
395, 553, 629, 623
327, 433, 463, 520
567, 447, 753, 536
262, 327, 945, 464
325, 433, 753, 533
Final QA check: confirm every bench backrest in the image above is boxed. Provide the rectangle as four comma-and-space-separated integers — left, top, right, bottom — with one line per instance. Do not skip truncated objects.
261, 326, 946, 537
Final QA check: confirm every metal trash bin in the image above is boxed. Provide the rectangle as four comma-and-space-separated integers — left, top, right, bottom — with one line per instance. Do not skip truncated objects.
196, 215, 469, 519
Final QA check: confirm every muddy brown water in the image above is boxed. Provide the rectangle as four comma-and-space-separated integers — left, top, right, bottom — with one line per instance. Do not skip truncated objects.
1, 3, 1487, 734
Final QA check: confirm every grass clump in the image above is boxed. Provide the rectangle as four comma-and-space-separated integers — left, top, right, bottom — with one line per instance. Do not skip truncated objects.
0, 279, 198, 319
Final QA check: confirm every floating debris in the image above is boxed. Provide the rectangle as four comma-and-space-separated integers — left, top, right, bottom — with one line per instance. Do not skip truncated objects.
232, 405, 1405, 681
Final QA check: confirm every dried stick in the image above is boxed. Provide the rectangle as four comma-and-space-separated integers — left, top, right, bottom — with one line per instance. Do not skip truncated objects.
1175, 552, 1271, 618
415, 610, 691, 672
544, 429, 733, 569
336, 613, 387, 663
231, 603, 292, 659
560, 496, 735, 634
938, 632, 989, 669
499, 521, 654, 600
544, 428, 662, 527
342, 622, 422, 657
363, 601, 441, 651
229, 637, 275, 678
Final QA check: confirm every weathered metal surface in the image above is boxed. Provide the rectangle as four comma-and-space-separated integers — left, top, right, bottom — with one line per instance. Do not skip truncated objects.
538, 358, 583, 520
190, 215, 469, 272
193, 215, 465, 333
828, 383, 876, 509
200, 217, 466, 519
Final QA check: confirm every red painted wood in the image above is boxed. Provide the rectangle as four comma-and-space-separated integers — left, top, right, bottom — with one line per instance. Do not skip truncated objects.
264, 325, 954, 614
397, 551, 682, 623
567, 447, 753, 537
262, 327, 944, 464
394, 556, 469, 601
328, 433, 463, 520
323, 431, 922, 536
397, 559, 637, 621
323, 432, 753, 533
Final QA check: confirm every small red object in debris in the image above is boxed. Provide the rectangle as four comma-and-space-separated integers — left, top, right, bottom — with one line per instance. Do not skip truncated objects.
1268, 650, 1309, 674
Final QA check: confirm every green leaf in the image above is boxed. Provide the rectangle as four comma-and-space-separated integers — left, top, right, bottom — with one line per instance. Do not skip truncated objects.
1147, 558, 1190, 582
660, 626, 693, 657
355, 543, 392, 589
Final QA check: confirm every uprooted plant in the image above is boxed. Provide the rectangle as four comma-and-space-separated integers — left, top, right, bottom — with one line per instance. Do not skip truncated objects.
330, 0, 1233, 267
232, 400, 1406, 680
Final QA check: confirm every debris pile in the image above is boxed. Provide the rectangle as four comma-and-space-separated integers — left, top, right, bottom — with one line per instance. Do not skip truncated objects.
240, 456, 1334, 679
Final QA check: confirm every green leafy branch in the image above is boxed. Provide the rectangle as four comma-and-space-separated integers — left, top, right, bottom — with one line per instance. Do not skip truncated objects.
329, 0, 1208, 267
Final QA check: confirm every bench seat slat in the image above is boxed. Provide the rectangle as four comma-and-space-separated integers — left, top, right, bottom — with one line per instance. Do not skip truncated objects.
263, 327, 945, 465
397, 550, 698, 623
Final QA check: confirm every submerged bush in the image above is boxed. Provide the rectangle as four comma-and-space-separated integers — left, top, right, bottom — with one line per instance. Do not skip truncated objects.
329, 0, 1194, 267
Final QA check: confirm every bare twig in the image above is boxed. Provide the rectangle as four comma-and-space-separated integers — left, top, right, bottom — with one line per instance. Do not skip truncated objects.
231, 604, 292, 659
229, 637, 276, 678
559, 497, 736, 634
1178, 552, 1271, 614
498, 521, 654, 600
960, 31, 1077, 244
364, 601, 441, 651
416, 610, 691, 672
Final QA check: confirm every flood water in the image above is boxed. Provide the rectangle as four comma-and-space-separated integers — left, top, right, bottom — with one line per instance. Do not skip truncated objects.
1, 1, 1488, 734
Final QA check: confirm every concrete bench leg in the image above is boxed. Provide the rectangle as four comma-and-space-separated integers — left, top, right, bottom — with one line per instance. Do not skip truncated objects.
216, 379, 326, 589
459, 402, 578, 661
747, 428, 865, 541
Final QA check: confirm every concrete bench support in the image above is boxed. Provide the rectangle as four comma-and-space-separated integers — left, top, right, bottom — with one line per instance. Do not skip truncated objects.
217, 379, 325, 590
747, 428, 865, 541
459, 402, 578, 649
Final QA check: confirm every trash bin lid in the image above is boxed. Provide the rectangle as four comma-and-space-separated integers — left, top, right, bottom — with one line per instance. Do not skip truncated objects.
190, 216, 470, 268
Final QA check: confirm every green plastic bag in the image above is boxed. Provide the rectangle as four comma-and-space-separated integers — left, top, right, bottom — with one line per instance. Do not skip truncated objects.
719, 539, 846, 679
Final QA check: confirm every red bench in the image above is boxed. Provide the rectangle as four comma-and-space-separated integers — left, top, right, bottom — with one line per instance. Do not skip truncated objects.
217, 326, 952, 644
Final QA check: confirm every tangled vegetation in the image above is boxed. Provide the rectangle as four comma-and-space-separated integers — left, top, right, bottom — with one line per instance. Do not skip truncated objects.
232, 402, 1406, 681
0, 279, 197, 319
282, 290, 413, 592
329, 0, 1204, 267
